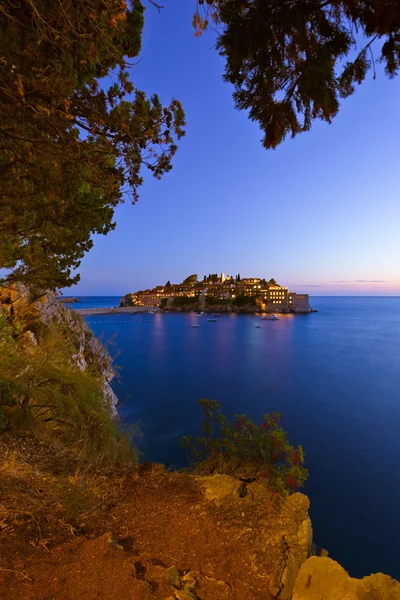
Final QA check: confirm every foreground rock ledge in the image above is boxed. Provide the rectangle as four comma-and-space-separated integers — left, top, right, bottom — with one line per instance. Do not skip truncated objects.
1, 448, 399, 600
198, 474, 312, 599
292, 556, 400, 600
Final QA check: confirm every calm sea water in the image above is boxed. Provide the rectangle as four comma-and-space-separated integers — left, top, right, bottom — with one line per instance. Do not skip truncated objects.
82, 297, 400, 580
63, 296, 121, 310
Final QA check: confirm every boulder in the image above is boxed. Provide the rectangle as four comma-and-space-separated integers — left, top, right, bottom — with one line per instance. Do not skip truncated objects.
198, 475, 312, 599
165, 565, 182, 589
292, 557, 400, 600
198, 474, 240, 505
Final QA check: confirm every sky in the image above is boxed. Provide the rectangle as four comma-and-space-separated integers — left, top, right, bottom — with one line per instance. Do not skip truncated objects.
69, 1, 400, 296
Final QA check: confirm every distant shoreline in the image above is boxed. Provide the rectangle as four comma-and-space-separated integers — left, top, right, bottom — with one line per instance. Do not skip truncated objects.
76, 306, 159, 315
56, 297, 79, 304
76, 306, 316, 316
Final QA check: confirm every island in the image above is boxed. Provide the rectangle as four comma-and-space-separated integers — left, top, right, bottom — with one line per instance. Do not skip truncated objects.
121, 273, 314, 314
56, 296, 79, 303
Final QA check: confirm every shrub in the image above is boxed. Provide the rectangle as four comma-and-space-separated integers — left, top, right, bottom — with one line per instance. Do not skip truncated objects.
205, 296, 231, 306
232, 294, 257, 307
0, 316, 135, 469
69, 310, 84, 324
159, 298, 168, 309
182, 399, 308, 494
173, 295, 199, 307
120, 293, 136, 307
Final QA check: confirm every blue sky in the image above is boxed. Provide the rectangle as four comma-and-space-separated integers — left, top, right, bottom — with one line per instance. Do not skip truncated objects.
70, 0, 400, 296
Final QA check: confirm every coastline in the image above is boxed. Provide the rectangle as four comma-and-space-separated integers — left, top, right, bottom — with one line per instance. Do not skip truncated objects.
77, 305, 316, 316
161, 305, 316, 315
77, 306, 160, 316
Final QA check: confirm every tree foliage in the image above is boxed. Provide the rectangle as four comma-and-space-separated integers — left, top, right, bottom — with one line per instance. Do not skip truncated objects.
182, 399, 308, 494
173, 294, 199, 306
182, 274, 198, 285
197, 0, 400, 148
232, 293, 256, 307
0, 0, 185, 289
120, 293, 136, 307
205, 295, 230, 305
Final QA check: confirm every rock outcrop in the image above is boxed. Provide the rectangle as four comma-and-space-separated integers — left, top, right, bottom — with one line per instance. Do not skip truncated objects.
120, 293, 135, 307
198, 474, 312, 599
293, 556, 400, 600
0, 283, 118, 413
57, 296, 79, 303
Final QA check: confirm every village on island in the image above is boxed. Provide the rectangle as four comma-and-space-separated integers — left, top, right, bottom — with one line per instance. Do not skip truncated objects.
120, 273, 313, 314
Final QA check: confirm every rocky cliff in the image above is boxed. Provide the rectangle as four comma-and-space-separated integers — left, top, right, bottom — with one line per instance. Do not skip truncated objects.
0, 283, 118, 413
198, 474, 312, 599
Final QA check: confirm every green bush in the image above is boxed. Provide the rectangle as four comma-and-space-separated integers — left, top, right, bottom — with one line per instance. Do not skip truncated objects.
120, 293, 136, 307
159, 298, 168, 309
69, 310, 84, 324
182, 399, 308, 494
0, 377, 19, 429
0, 316, 135, 469
232, 294, 257, 307
173, 295, 199, 307
205, 296, 231, 306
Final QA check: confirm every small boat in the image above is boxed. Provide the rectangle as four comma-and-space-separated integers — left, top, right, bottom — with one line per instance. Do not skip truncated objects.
255, 325, 262, 328
190, 324, 200, 328
261, 314, 279, 321
207, 318, 217, 322
149, 310, 155, 314
212, 313, 221, 317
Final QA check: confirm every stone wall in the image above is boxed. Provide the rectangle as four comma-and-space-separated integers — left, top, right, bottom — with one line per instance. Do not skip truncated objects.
290, 293, 312, 313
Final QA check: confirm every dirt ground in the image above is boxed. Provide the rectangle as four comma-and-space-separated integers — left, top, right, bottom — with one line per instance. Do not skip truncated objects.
0, 434, 295, 600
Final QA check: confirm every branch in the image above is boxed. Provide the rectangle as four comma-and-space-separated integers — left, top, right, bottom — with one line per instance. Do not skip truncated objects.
147, 0, 164, 12
355, 33, 379, 63
0, 568, 32, 581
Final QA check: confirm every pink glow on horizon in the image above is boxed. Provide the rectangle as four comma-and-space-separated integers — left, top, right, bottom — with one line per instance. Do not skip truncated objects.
288, 280, 400, 296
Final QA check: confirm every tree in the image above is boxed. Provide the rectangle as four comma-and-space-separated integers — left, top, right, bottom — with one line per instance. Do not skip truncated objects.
165, 280, 171, 288
182, 274, 198, 285
0, 0, 185, 290
268, 278, 277, 286
197, 1, 400, 148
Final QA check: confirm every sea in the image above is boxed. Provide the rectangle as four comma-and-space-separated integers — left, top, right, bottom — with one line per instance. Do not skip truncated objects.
67, 296, 400, 580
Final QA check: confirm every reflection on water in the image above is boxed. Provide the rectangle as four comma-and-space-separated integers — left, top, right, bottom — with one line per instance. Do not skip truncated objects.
85, 298, 400, 581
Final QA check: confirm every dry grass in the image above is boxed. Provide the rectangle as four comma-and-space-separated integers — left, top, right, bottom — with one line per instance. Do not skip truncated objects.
0, 432, 137, 557
0, 433, 303, 600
